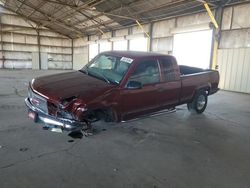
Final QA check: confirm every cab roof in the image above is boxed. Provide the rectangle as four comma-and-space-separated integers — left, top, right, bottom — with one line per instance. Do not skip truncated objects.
101, 51, 174, 60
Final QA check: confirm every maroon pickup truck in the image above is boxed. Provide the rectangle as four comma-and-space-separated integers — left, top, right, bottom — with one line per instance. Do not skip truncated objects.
25, 51, 219, 133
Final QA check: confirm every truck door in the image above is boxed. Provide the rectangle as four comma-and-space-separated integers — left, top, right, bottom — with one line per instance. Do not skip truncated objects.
120, 59, 161, 120
157, 57, 181, 108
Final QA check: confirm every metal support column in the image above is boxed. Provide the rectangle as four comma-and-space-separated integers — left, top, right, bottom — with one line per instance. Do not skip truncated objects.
71, 38, 74, 69
37, 29, 41, 70
127, 27, 132, 51
149, 23, 153, 52
0, 15, 4, 69
111, 30, 114, 50
210, 6, 223, 69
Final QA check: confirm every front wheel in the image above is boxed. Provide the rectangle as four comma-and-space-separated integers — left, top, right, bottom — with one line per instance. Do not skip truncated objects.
187, 90, 208, 114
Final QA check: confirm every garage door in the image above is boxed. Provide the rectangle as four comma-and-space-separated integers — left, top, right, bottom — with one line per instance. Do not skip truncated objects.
173, 30, 213, 69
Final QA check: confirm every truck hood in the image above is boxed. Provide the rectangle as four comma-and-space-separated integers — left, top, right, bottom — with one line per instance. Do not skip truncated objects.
31, 71, 116, 102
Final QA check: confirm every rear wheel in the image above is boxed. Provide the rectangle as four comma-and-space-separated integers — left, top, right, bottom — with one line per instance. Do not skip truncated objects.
187, 90, 208, 114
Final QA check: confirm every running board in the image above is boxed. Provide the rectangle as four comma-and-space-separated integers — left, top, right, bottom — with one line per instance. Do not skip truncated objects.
121, 108, 176, 123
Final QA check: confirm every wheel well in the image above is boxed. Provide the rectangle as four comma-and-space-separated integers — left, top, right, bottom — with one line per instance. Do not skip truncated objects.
197, 87, 210, 95
204, 87, 210, 95
190, 87, 210, 102
88, 108, 116, 122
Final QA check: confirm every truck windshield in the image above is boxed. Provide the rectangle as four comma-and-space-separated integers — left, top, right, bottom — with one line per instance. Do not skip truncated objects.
82, 54, 133, 84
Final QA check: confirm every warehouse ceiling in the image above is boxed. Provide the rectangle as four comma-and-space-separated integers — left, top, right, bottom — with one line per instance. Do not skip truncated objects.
0, 0, 247, 38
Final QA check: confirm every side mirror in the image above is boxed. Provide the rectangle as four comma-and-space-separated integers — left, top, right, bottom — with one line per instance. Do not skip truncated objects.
126, 80, 142, 89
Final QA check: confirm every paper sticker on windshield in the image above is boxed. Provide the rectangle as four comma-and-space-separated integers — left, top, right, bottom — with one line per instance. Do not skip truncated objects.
121, 57, 134, 64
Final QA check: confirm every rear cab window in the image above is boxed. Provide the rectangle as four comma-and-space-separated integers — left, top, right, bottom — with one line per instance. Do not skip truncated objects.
159, 57, 179, 82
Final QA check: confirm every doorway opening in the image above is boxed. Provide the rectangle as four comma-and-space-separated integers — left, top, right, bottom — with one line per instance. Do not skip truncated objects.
173, 30, 213, 69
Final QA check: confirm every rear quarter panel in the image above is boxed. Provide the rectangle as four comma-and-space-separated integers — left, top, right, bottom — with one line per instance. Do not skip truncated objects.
180, 70, 219, 103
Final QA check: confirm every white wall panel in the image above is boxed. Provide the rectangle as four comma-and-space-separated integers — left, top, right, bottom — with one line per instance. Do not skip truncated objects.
232, 4, 250, 29
221, 7, 233, 30
73, 37, 88, 47
3, 43, 38, 52
4, 51, 32, 60
220, 29, 250, 49
74, 46, 87, 54
132, 24, 150, 34
0, 6, 72, 70
218, 48, 250, 93
32, 52, 40, 70
152, 37, 173, 54
26, 35, 38, 44
40, 46, 71, 54
176, 12, 211, 28
152, 19, 175, 38
4, 60, 32, 69
48, 61, 72, 69
115, 29, 128, 37
47, 54, 72, 62
73, 54, 87, 70
40, 37, 71, 47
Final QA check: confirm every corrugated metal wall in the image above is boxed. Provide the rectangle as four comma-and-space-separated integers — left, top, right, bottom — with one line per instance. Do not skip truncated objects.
0, 7, 73, 70
217, 48, 250, 93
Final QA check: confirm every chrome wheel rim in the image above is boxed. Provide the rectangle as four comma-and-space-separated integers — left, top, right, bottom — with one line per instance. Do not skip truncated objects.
197, 95, 206, 110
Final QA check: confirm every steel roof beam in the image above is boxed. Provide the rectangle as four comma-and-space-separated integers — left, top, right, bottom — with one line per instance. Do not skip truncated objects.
15, 0, 26, 12
73, 0, 190, 26
14, 0, 86, 37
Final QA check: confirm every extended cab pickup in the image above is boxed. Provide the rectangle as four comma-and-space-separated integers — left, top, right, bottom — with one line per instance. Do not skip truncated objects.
25, 51, 219, 133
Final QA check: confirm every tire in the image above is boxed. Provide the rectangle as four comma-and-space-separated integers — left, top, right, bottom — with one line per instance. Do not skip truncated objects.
187, 90, 208, 114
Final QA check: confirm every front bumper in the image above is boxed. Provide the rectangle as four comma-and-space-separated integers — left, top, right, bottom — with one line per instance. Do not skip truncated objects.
25, 98, 84, 132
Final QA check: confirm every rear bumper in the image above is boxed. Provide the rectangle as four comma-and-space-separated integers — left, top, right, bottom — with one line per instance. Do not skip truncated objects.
25, 98, 84, 132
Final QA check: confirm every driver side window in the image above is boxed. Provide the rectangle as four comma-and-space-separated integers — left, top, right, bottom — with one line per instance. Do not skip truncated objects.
128, 60, 160, 85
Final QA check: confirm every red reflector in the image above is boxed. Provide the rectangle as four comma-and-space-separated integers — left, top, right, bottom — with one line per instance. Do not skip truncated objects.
28, 111, 35, 119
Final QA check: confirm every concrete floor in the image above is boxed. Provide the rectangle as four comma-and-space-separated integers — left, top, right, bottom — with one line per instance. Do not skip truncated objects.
0, 70, 250, 188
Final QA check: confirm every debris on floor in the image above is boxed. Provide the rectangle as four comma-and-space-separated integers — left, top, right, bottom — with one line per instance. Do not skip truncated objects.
19, 147, 29, 152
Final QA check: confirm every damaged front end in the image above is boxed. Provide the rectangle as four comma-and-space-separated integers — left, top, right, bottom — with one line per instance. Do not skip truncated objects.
25, 86, 89, 133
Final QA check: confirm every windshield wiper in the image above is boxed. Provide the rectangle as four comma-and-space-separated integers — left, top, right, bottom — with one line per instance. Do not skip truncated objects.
94, 71, 110, 84
81, 68, 111, 84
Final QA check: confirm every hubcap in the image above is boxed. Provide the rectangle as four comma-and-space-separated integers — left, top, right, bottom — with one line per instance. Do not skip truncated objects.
197, 95, 206, 110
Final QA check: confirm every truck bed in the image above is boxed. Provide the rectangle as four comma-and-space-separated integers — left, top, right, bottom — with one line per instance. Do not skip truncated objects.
179, 65, 220, 104
179, 65, 208, 75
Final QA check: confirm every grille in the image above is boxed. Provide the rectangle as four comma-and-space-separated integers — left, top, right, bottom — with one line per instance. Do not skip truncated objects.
29, 87, 48, 114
